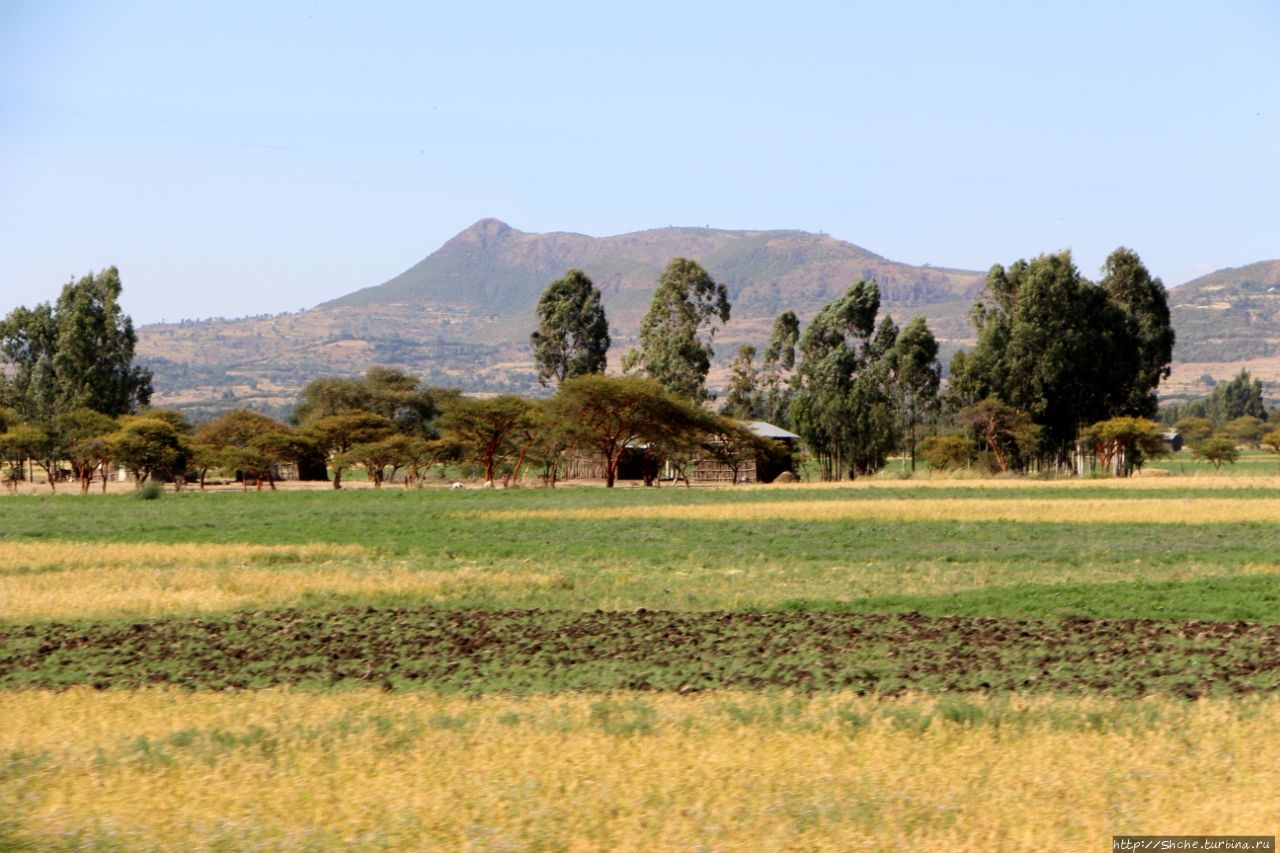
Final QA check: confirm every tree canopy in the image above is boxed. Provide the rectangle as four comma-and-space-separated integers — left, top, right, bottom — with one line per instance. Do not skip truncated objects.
789, 281, 936, 479
623, 258, 730, 401
530, 269, 610, 387
545, 375, 712, 487
948, 249, 1174, 467
0, 267, 152, 424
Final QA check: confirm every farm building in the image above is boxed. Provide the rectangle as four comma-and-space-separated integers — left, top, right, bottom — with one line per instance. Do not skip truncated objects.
690, 421, 800, 485
561, 421, 800, 485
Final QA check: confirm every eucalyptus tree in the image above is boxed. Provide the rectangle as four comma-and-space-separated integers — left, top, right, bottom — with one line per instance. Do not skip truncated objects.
949, 249, 1173, 467
530, 269, 610, 387
1099, 248, 1175, 418
758, 310, 800, 427
720, 345, 761, 420
623, 258, 730, 401
790, 280, 900, 479
889, 316, 941, 470
0, 267, 152, 425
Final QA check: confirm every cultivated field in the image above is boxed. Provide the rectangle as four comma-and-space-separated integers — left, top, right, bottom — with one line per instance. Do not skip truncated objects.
2, 475, 1279, 850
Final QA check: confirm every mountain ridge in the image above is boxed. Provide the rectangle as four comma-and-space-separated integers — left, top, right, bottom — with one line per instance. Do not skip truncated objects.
134, 219, 1278, 417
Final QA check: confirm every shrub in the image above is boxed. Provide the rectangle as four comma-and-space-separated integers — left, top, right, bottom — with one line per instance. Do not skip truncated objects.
133, 481, 165, 501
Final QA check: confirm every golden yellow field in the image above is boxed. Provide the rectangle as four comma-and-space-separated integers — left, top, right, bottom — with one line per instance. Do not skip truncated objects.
475, 494, 1280, 525
0, 542, 562, 621
3, 689, 1278, 852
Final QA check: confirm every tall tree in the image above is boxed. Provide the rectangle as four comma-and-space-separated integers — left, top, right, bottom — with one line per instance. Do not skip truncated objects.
720, 345, 761, 420
0, 304, 57, 425
530, 270, 610, 387
889, 316, 942, 470
759, 310, 800, 427
1099, 248, 1175, 418
0, 268, 152, 425
790, 280, 899, 479
949, 249, 1171, 467
622, 258, 730, 401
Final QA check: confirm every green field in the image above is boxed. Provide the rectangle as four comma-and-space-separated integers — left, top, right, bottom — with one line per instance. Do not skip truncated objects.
4, 480, 1280, 619
4, 478, 1280, 850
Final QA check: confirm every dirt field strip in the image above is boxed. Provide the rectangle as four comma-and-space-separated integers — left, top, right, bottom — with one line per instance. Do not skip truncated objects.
5, 609, 1279, 696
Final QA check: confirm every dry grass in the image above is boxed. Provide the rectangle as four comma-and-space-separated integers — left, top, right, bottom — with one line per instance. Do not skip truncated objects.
0, 542, 561, 620
3, 689, 1278, 851
475, 495, 1280, 525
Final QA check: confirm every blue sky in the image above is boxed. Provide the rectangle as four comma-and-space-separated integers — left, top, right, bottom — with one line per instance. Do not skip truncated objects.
2, 1, 1277, 325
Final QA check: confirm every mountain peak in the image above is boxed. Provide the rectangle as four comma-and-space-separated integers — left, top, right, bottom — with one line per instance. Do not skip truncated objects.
449, 218, 518, 249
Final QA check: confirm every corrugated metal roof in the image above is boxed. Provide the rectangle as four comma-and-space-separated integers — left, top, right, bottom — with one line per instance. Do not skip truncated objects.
744, 421, 800, 440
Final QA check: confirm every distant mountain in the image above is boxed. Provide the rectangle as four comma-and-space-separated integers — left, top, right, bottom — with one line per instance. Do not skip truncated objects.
1168, 260, 1280, 362
322, 218, 985, 331
136, 220, 987, 416
134, 219, 1278, 419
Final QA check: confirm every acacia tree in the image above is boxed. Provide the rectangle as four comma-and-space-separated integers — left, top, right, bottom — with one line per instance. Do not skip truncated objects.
57, 408, 119, 492
1192, 437, 1240, 471
622, 258, 730, 401
1261, 428, 1280, 468
1082, 416, 1167, 477
545, 375, 709, 488
111, 412, 193, 488
0, 424, 56, 490
530, 270, 610, 387
293, 368, 452, 439
918, 434, 976, 472
1224, 416, 1267, 448
1173, 416, 1214, 444
438, 395, 539, 485
193, 409, 301, 490
303, 411, 395, 488
957, 398, 1041, 474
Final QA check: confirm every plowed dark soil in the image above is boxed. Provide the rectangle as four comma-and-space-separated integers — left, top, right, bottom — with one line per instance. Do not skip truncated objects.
3, 608, 1278, 697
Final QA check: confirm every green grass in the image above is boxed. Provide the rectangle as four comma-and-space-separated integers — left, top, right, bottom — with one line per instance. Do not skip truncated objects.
1147, 448, 1280, 476
3, 483, 1280, 619
782, 574, 1280, 622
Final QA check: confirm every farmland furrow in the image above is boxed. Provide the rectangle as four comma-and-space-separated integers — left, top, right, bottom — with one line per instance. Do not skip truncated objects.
3, 608, 1278, 697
